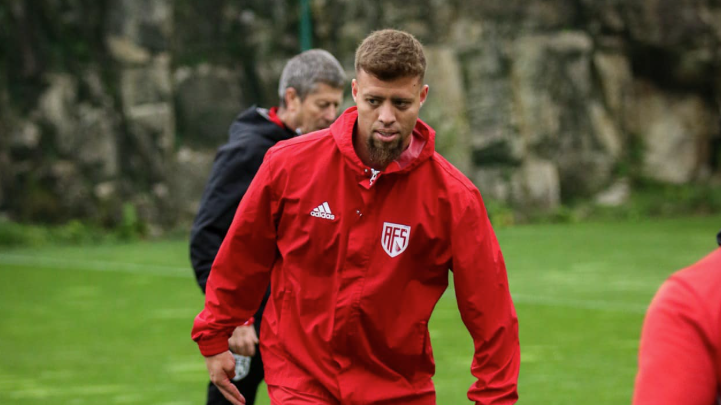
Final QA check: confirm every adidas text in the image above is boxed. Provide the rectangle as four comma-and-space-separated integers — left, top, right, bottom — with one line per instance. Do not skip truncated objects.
310, 202, 335, 220
311, 211, 335, 220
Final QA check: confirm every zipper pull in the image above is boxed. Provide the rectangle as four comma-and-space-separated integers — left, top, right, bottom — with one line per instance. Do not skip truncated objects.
369, 168, 381, 186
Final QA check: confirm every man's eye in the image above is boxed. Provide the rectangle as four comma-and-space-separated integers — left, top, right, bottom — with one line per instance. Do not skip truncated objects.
367, 99, 378, 105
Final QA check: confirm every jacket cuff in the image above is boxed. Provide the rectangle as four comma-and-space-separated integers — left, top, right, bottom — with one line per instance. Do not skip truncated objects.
242, 317, 255, 326
198, 337, 230, 357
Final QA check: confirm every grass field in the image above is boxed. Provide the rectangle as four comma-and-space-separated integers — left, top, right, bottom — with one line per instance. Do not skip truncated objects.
1, 215, 719, 404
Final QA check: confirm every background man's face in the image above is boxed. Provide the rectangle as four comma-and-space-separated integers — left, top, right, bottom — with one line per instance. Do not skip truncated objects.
352, 69, 428, 168
296, 83, 344, 133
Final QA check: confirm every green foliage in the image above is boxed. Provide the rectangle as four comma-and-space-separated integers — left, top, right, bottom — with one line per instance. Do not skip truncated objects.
50, 220, 103, 244
583, 180, 721, 221
527, 204, 585, 224
117, 203, 146, 241
485, 199, 517, 228
0, 219, 103, 248
0, 220, 49, 247
496, 179, 721, 226
613, 134, 646, 179
0, 207, 149, 248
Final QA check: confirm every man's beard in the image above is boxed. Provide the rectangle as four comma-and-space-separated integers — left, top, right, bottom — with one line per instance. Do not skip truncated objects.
367, 133, 404, 168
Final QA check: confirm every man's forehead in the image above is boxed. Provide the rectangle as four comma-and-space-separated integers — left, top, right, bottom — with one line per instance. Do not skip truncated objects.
307, 82, 344, 98
356, 76, 422, 99
356, 69, 422, 86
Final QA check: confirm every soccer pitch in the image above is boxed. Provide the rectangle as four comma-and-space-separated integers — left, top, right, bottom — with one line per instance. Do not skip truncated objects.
0, 215, 719, 404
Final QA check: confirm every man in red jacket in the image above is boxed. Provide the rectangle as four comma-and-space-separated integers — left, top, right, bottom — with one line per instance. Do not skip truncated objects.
632, 229, 721, 405
192, 29, 520, 405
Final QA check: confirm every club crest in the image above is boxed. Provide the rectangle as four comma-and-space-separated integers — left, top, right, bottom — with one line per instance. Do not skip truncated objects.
381, 222, 411, 258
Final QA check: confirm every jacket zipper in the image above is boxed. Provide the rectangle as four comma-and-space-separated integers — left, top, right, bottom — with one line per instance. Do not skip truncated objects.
369, 168, 381, 186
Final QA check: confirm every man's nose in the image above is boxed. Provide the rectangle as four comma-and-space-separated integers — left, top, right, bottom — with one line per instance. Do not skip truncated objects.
378, 103, 395, 125
323, 105, 338, 122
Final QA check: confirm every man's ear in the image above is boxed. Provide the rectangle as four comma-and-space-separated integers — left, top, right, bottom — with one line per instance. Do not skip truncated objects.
419, 84, 429, 108
284, 87, 300, 111
351, 79, 358, 102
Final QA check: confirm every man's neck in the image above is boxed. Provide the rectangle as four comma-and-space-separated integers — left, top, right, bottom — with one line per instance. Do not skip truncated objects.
275, 106, 298, 132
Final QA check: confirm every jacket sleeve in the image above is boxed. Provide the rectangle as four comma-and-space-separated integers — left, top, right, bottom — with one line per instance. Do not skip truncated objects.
632, 277, 717, 405
191, 153, 280, 356
451, 189, 520, 405
189, 140, 266, 293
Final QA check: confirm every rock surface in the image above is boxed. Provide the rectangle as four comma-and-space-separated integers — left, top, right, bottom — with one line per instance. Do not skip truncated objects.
1, 0, 719, 229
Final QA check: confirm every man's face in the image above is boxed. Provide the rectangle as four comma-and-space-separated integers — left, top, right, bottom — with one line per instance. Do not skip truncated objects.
296, 83, 344, 134
351, 69, 428, 169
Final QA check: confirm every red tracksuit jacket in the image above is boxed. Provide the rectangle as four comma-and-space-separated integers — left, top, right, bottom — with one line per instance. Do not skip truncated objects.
192, 107, 520, 404
633, 247, 721, 405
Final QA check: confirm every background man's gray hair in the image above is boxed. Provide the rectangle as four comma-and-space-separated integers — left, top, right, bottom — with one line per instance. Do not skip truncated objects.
278, 49, 346, 107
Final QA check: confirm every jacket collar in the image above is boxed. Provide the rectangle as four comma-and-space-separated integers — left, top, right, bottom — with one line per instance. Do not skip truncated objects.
230, 106, 297, 143
330, 106, 436, 175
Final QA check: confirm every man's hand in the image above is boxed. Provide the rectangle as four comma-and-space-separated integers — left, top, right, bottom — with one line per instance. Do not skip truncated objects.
228, 325, 258, 357
204, 351, 246, 405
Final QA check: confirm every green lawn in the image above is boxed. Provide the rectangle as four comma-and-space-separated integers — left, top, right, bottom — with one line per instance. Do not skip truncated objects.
0, 215, 719, 404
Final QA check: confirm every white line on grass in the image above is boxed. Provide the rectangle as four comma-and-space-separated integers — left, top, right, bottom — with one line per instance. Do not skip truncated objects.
1, 253, 649, 314
441, 285, 649, 314
511, 293, 649, 314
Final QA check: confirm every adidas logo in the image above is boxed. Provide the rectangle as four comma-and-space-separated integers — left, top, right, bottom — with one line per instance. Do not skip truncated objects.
310, 202, 335, 220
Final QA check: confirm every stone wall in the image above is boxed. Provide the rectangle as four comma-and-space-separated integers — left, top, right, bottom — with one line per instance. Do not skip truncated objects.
1, 0, 719, 230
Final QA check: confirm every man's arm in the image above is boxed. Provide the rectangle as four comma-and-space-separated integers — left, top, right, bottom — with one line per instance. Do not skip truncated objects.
451, 190, 520, 405
632, 278, 717, 405
191, 153, 280, 405
190, 140, 266, 292
192, 153, 280, 355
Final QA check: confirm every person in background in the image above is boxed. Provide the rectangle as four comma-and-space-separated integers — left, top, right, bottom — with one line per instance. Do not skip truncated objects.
189, 49, 346, 405
633, 229, 721, 405
192, 29, 519, 405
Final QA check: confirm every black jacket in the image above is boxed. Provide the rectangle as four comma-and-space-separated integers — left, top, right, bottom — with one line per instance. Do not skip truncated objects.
190, 106, 297, 332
